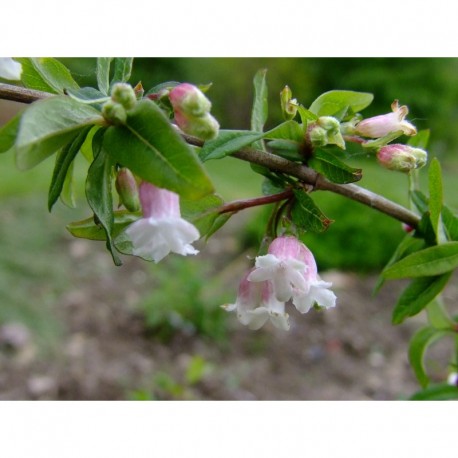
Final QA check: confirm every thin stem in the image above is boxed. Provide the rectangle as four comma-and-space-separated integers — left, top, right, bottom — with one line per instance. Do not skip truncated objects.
217, 189, 294, 215
0, 83, 421, 228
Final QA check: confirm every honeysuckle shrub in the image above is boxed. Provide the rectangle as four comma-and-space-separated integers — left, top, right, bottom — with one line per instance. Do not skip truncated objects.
1, 57, 458, 400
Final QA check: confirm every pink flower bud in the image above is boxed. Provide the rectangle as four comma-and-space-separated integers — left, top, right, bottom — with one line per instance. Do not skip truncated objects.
115, 168, 140, 212
169, 83, 220, 140
355, 100, 417, 138
169, 83, 211, 117
377, 144, 427, 173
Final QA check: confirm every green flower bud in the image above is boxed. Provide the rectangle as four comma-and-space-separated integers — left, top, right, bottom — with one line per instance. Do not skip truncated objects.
115, 168, 140, 212
280, 85, 298, 120
102, 100, 127, 125
177, 112, 219, 141
111, 83, 137, 110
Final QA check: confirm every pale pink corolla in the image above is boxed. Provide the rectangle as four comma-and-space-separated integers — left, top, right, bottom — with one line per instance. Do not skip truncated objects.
125, 182, 200, 263
355, 100, 417, 138
224, 269, 290, 330
248, 236, 336, 314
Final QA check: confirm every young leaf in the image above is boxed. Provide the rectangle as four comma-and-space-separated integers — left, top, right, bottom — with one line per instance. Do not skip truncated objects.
86, 129, 121, 266
374, 235, 425, 294
410, 190, 429, 214
200, 130, 264, 161
15, 96, 103, 170
428, 158, 444, 243
110, 58, 134, 87
291, 189, 333, 233
251, 69, 268, 150
200, 121, 303, 162
97, 58, 113, 95
103, 99, 213, 199
0, 111, 22, 154
408, 326, 451, 388
297, 105, 318, 125
65, 87, 110, 105
309, 148, 362, 184
48, 126, 92, 211
308, 90, 373, 119
67, 211, 140, 241
16, 58, 79, 94
391, 272, 452, 325
268, 139, 302, 161
382, 242, 458, 279
265, 120, 304, 142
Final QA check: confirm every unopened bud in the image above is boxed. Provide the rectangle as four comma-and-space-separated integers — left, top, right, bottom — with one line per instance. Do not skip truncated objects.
102, 100, 127, 125
280, 85, 298, 120
111, 83, 137, 110
169, 83, 212, 117
308, 116, 345, 149
377, 144, 427, 173
115, 168, 140, 212
175, 111, 220, 141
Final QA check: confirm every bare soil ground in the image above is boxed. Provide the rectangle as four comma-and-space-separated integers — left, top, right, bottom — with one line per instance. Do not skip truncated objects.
1, 216, 455, 402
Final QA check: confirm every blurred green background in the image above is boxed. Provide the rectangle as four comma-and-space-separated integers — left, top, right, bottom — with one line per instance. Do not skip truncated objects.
0, 58, 457, 399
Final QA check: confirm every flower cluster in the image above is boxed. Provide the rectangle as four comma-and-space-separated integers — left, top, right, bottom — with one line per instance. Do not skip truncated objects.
224, 236, 336, 330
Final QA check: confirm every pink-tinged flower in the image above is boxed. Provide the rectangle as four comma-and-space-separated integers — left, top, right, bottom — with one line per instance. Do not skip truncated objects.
169, 83, 220, 140
224, 269, 290, 330
0, 58, 22, 80
125, 181, 200, 263
355, 100, 417, 138
377, 143, 427, 173
248, 236, 336, 314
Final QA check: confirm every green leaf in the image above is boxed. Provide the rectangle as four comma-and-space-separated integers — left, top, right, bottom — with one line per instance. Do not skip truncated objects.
442, 205, 458, 241
103, 99, 213, 199
204, 212, 233, 240
410, 190, 429, 214
297, 105, 318, 125
16, 58, 79, 94
408, 129, 430, 149
60, 160, 75, 208
291, 189, 333, 233
309, 148, 362, 184
67, 211, 140, 241
428, 158, 444, 243
251, 69, 268, 151
309, 90, 374, 119
97, 58, 113, 95
110, 58, 134, 87
391, 272, 452, 325
383, 242, 458, 279
374, 235, 426, 294
80, 126, 100, 162
65, 87, 109, 105
181, 193, 225, 237
200, 130, 264, 161
409, 326, 452, 388
200, 121, 303, 162
48, 126, 92, 211
0, 111, 22, 154
86, 129, 121, 266
410, 383, 458, 400
265, 120, 304, 142
15, 96, 103, 170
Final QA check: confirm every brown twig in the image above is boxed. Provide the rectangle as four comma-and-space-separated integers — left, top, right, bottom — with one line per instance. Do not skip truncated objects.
0, 83, 421, 227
